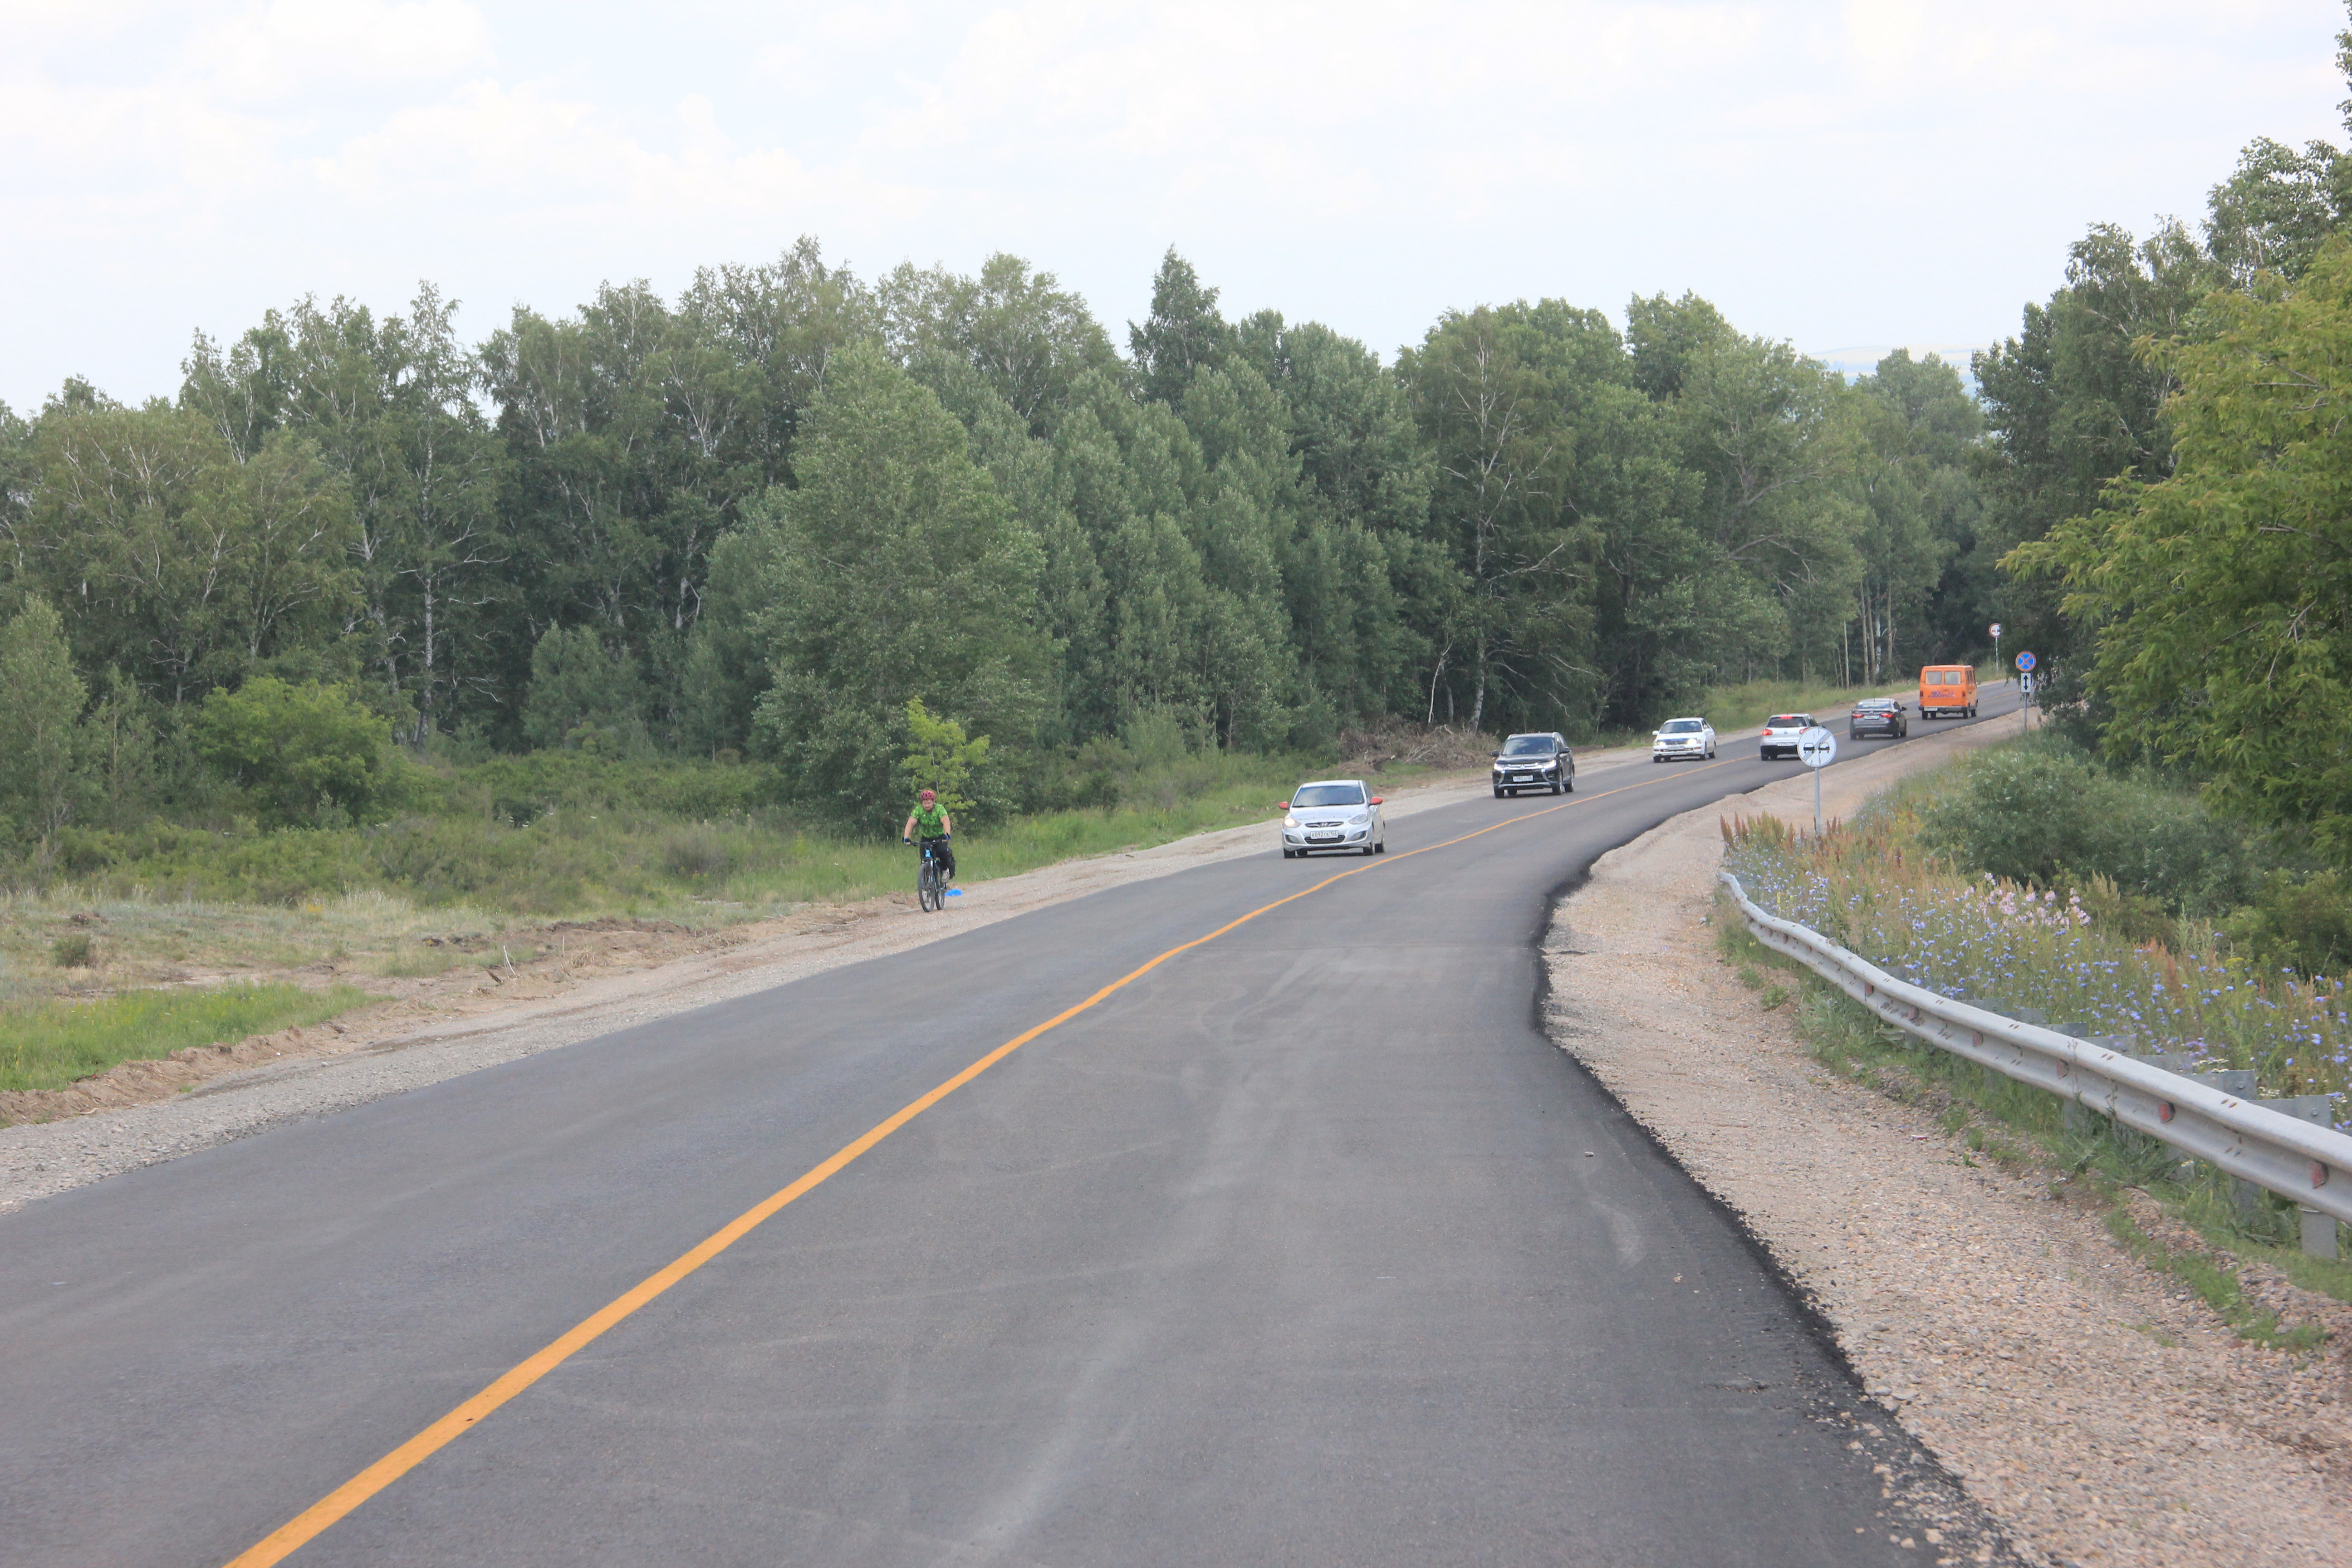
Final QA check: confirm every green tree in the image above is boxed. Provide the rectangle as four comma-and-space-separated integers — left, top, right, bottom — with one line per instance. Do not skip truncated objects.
182, 285, 509, 741
880, 253, 1119, 435
1234, 314, 1438, 728
190, 677, 392, 825
1399, 302, 1617, 731
1974, 222, 2213, 701
1666, 320, 1861, 681
2012, 240, 2352, 862
744, 344, 1049, 825
0, 596, 88, 838
1129, 249, 1231, 407
0, 402, 32, 579
1844, 352, 1982, 681
26, 403, 359, 704
2205, 136, 2352, 288
521, 625, 646, 750
893, 698, 1001, 824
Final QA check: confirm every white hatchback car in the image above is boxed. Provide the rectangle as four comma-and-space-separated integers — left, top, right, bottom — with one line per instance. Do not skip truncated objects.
1652, 716, 1716, 762
1758, 713, 1816, 761
1279, 779, 1386, 858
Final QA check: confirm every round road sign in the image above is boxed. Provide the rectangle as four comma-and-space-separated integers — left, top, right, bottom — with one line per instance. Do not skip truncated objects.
1796, 727, 1838, 770
2015, 651, 2036, 672
1990, 622, 2002, 638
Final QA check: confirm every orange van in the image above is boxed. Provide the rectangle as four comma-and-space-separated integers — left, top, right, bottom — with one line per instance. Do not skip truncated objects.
1918, 664, 1978, 719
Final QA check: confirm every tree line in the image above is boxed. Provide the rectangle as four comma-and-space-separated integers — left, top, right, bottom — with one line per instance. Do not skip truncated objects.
1980, 5, 2352, 870
0, 241, 1996, 829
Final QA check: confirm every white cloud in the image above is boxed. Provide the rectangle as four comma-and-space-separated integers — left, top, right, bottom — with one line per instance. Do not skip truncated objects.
1, 0, 2345, 408
197, 0, 493, 98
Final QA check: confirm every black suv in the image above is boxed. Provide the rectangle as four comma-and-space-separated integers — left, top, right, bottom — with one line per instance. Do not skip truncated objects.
1848, 698, 1907, 740
1492, 733, 1575, 797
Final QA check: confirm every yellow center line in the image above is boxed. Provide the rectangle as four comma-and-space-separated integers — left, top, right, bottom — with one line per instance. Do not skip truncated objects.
223, 755, 1737, 1567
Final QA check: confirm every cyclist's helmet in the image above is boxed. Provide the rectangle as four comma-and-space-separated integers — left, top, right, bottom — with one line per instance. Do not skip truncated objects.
919, 789, 936, 802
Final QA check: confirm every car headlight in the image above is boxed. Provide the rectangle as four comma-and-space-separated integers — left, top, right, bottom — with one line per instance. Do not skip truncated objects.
1284, 815, 1298, 828
1348, 811, 1369, 824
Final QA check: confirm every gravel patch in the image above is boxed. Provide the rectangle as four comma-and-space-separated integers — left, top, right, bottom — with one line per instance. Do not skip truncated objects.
1544, 725, 2352, 1567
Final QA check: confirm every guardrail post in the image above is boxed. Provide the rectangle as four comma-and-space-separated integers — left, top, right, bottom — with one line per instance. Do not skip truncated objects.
2261, 1097, 2340, 1259
2301, 1207, 2338, 1261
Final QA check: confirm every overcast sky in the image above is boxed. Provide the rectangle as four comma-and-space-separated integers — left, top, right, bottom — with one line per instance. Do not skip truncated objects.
4, 0, 2344, 412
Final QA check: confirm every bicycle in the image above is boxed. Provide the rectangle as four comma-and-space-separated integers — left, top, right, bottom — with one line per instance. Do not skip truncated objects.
913, 837, 948, 912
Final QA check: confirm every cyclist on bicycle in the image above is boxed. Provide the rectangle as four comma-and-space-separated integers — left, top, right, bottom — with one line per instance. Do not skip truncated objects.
901, 788, 955, 884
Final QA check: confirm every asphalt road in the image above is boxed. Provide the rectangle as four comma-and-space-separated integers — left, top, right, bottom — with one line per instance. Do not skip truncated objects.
0, 694, 2028, 1568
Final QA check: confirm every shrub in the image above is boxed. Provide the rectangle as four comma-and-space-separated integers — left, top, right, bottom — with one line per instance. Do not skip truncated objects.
2227, 870, 2352, 981
1920, 738, 2254, 916
190, 678, 392, 827
1919, 741, 2105, 887
49, 933, 94, 968
660, 827, 736, 881
448, 752, 776, 825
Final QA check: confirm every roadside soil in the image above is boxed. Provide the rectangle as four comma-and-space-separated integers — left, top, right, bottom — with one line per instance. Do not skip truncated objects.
1545, 715, 2352, 1568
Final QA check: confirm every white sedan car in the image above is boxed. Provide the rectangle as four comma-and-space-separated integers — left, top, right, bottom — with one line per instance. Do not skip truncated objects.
1652, 716, 1716, 762
1279, 779, 1386, 858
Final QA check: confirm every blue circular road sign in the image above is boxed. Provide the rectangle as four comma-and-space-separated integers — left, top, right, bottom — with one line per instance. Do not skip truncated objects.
2016, 651, 2036, 672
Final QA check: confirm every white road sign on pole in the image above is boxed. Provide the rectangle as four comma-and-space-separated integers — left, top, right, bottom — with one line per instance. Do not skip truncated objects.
1797, 726, 1836, 835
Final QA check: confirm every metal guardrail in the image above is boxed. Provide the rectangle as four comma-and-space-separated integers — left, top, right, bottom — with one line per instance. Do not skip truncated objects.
1719, 871, 2352, 1244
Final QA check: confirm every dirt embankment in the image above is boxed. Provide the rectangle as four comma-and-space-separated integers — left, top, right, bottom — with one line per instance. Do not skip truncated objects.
1545, 722, 2352, 1568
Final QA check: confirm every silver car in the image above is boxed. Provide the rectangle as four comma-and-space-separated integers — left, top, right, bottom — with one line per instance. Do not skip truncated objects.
1279, 779, 1386, 858
1651, 716, 1716, 762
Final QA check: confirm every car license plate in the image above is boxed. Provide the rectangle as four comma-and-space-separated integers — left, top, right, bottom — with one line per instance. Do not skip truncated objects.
1308, 833, 1340, 843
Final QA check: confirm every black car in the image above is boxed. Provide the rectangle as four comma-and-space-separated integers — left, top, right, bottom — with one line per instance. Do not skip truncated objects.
1492, 732, 1575, 797
1848, 698, 1907, 739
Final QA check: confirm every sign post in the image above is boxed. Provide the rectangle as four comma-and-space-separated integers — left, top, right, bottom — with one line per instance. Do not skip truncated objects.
2015, 651, 2036, 731
1990, 622, 2003, 681
1796, 725, 1837, 836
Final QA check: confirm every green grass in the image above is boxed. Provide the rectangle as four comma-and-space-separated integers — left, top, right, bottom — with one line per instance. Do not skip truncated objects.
0, 982, 375, 1095
686, 771, 1321, 910
1716, 904, 2352, 1342
44, 750, 1333, 919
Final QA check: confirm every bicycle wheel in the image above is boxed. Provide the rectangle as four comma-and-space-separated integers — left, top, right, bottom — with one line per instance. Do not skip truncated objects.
916, 859, 936, 911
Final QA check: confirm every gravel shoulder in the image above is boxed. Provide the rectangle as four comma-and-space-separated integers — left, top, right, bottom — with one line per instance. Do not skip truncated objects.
0, 761, 1537, 1213
1544, 721, 2352, 1568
